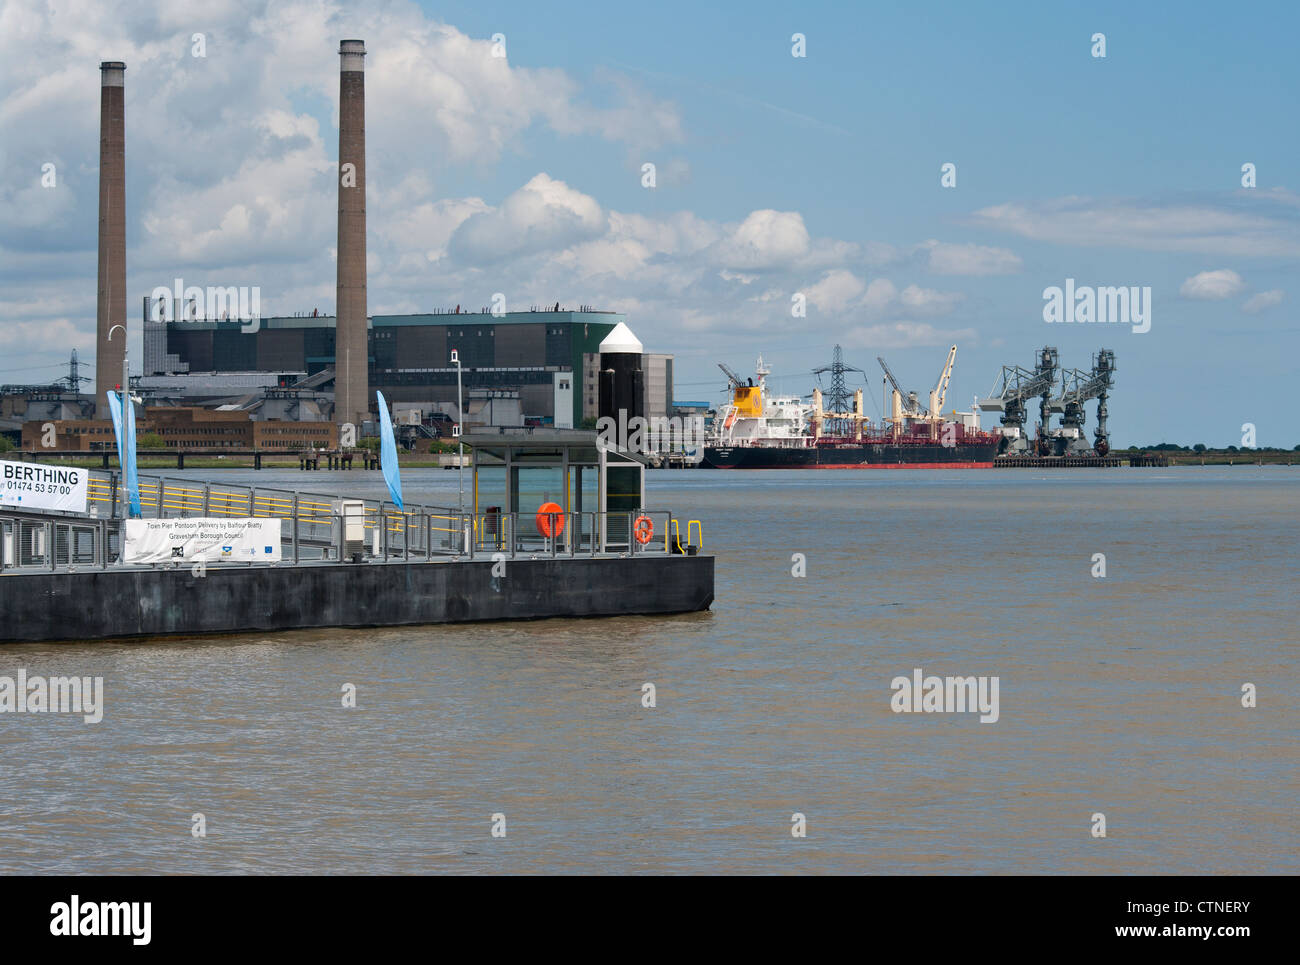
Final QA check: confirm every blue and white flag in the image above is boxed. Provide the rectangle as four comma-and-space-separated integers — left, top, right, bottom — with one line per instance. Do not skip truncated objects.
376, 390, 403, 511
105, 389, 141, 518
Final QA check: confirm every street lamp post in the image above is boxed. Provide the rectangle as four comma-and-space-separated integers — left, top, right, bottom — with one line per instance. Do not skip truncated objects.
451, 348, 463, 517
107, 324, 128, 412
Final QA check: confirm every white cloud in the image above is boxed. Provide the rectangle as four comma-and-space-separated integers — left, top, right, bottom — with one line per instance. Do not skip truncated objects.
0, 317, 83, 350
839, 278, 964, 319
1180, 269, 1246, 299
0, 0, 682, 263
1242, 289, 1284, 313
448, 173, 606, 264
805, 269, 865, 312
860, 278, 898, 314
555, 238, 653, 280
919, 240, 1022, 276
711, 210, 811, 269
970, 192, 1300, 258
898, 284, 964, 316
842, 321, 976, 350
385, 197, 489, 266
717, 269, 757, 284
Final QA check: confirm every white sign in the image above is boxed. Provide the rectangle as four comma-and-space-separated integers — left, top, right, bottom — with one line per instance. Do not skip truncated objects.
124, 517, 282, 564
0, 461, 89, 513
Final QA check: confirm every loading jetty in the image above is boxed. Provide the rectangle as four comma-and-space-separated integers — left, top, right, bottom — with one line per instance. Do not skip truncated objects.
991, 453, 1168, 468
0, 430, 712, 643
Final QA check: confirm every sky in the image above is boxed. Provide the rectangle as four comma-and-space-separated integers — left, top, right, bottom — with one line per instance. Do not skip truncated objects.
0, 0, 1296, 447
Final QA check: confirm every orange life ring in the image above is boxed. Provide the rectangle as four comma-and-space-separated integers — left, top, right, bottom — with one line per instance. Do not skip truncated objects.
536, 502, 565, 538
634, 515, 653, 544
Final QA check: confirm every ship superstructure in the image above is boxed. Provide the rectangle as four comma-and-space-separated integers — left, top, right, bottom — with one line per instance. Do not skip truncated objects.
712, 356, 810, 448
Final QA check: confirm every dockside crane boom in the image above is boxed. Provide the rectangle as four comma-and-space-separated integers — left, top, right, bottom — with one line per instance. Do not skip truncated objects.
718, 361, 745, 389
929, 345, 957, 419
876, 355, 922, 423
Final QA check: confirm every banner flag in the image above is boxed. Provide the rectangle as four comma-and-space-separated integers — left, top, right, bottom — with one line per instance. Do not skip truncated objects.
376, 390, 403, 511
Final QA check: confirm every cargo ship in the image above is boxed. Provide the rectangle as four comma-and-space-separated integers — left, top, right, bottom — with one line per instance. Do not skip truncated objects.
701, 351, 1000, 469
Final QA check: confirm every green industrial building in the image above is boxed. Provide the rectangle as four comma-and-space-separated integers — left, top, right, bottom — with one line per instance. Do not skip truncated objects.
144, 307, 671, 428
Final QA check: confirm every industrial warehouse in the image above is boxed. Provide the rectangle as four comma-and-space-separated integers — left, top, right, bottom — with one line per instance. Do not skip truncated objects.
136, 305, 675, 432
1, 308, 679, 451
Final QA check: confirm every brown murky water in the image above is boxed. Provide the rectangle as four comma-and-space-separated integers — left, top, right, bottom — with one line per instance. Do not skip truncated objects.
0, 466, 1295, 873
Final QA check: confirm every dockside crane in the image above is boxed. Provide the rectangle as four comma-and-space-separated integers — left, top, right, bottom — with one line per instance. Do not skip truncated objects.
978, 346, 1059, 455
877, 345, 958, 438
718, 361, 745, 389
1049, 349, 1116, 456
877, 356, 922, 436
928, 345, 958, 434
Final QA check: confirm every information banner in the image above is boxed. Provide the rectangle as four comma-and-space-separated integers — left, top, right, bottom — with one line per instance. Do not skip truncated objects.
123, 517, 282, 564
0, 462, 89, 513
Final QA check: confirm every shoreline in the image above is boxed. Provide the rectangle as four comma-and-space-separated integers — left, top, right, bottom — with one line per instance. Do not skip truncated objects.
2, 452, 1296, 470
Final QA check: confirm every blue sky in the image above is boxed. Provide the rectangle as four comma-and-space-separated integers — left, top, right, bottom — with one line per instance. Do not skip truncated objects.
0, 0, 1296, 445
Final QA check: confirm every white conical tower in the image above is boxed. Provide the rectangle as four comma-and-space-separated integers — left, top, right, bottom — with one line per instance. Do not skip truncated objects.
598, 322, 643, 355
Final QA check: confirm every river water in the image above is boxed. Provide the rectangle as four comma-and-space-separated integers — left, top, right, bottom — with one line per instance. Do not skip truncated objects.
1, 466, 1296, 874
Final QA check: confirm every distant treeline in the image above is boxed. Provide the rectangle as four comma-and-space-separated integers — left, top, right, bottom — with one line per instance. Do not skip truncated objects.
1128, 443, 1300, 453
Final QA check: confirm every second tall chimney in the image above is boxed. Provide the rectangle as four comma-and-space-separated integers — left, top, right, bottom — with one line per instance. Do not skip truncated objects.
96, 61, 127, 417
336, 39, 369, 429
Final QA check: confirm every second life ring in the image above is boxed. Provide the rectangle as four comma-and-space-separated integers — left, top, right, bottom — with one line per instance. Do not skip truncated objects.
536, 502, 565, 538
634, 515, 654, 544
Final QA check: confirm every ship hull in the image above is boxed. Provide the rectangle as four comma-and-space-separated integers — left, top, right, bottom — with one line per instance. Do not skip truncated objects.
702, 443, 997, 469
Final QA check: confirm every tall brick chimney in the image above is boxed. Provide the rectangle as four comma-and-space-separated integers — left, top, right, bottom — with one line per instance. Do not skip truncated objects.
95, 61, 127, 417
336, 40, 369, 428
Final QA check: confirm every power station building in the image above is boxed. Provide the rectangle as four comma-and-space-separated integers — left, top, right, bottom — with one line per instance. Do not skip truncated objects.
142, 307, 674, 429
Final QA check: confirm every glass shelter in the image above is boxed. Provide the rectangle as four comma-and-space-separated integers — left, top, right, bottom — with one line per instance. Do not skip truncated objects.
464, 429, 648, 554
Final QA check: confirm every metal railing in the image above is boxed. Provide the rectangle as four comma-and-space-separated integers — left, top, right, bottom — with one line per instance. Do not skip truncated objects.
467, 510, 679, 558
1, 504, 701, 573
0, 514, 108, 572
76, 469, 448, 527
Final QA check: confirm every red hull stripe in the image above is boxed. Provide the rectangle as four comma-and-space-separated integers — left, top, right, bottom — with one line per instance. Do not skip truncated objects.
815, 462, 993, 469
715, 462, 995, 470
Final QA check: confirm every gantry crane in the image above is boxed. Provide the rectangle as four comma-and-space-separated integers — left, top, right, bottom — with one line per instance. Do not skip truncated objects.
978, 346, 1059, 455
1048, 349, 1116, 456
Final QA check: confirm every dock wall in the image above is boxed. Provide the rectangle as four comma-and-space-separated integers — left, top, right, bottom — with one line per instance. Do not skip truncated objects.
0, 556, 714, 643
